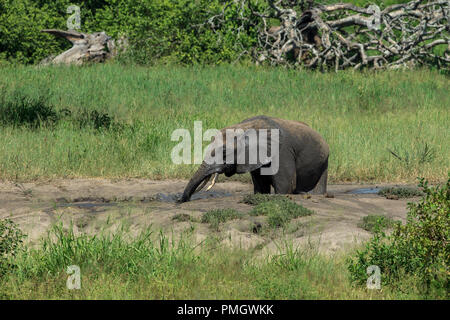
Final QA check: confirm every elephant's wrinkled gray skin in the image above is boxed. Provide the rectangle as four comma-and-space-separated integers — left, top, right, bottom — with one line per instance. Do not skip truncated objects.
180, 116, 329, 202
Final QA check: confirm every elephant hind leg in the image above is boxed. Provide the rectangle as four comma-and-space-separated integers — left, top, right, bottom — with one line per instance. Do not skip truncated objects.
310, 167, 327, 194
251, 169, 272, 194
295, 158, 328, 194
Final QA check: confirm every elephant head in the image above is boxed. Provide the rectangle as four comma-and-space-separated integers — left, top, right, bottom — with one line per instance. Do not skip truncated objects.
180, 122, 280, 203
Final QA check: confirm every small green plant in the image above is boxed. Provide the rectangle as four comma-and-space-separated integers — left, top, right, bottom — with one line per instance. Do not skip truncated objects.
241, 194, 290, 205
378, 187, 424, 198
0, 219, 26, 276
201, 209, 242, 230
348, 176, 449, 294
250, 198, 314, 228
271, 240, 308, 271
358, 214, 398, 233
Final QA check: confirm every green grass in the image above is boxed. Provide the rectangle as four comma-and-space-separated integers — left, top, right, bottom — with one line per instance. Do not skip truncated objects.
201, 209, 242, 230
0, 224, 436, 299
378, 187, 424, 198
172, 213, 195, 222
241, 193, 291, 205
358, 214, 398, 233
249, 198, 314, 228
0, 64, 448, 183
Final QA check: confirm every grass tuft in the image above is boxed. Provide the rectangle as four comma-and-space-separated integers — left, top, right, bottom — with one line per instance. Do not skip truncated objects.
378, 187, 424, 198
249, 198, 314, 228
357, 214, 398, 233
241, 193, 290, 205
201, 209, 242, 230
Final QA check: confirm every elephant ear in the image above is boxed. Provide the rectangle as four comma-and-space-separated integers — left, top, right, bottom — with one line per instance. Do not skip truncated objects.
225, 128, 280, 174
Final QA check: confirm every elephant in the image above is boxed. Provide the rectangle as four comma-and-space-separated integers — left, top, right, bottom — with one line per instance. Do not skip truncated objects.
180, 115, 329, 202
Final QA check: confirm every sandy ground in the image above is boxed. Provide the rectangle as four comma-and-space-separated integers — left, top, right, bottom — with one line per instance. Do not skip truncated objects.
0, 178, 418, 254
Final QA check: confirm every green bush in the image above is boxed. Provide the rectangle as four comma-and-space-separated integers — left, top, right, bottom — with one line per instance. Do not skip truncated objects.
0, 219, 26, 276
348, 176, 449, 293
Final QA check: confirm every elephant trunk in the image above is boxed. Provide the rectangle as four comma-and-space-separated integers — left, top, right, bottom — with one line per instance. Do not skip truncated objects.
180, 162, 215, 203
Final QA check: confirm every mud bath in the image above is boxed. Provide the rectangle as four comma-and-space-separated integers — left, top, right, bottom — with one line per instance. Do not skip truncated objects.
0, 179, 419, 254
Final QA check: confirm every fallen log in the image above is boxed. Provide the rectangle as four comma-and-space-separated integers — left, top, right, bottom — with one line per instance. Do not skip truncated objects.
40, 29, 125, 65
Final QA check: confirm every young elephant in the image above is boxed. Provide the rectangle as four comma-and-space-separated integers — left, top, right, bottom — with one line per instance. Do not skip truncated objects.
180, 115, 329, 202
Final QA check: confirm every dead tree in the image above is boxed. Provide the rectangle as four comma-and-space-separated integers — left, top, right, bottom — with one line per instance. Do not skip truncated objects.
203, 0, 450, 70
40, 29, 126, 65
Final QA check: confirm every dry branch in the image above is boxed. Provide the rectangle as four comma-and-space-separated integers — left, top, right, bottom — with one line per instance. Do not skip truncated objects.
203, 0, 449, 70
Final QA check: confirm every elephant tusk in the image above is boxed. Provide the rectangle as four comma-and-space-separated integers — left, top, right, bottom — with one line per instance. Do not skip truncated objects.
205, 173, 218, 191
193, 174, 212, 194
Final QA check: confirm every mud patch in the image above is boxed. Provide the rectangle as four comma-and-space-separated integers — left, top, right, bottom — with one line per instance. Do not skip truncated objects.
57, 202, 117, 209
155, 190, 232, 203
0, 179, 416, 254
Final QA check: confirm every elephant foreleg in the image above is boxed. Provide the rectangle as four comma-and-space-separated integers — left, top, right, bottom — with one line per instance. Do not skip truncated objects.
251, 169, 272, 194
272, 165, 296, 194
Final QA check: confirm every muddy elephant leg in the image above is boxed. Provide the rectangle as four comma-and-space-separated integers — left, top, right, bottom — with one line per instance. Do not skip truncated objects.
251, 169, 272, 194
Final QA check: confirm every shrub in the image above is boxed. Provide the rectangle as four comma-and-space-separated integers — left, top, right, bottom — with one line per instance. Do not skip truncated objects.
0, 219, 26, 276
348, 176, 449, 294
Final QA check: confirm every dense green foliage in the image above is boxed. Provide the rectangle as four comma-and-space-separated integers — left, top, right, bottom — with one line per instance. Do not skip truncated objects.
0, 219, 26, 276
0, 0, 412, 65
0, 0, 259, 65
348, 177, 449, 294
